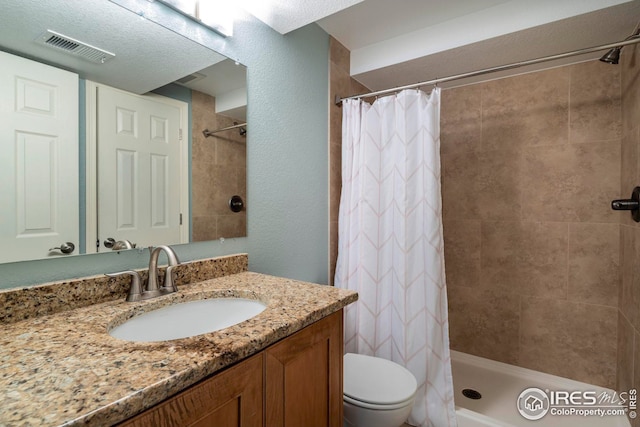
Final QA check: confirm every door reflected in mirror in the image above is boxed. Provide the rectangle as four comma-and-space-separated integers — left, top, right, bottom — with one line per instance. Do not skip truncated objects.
0, 0, 247, 263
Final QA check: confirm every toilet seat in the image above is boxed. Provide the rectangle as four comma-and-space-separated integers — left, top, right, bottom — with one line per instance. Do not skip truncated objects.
343, 394, 411, 410
343, 353, 418, 410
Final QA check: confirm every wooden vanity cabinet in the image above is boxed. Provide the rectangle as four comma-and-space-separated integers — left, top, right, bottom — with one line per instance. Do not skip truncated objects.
118, 310, 343, 427
265, 309, 343, 427
119, 353, 263, 427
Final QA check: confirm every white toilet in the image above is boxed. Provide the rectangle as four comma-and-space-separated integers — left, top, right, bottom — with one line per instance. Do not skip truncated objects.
343, 353, 418, 427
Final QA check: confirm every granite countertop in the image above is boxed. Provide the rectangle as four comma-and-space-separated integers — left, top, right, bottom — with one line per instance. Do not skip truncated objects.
0, 272, 358, 426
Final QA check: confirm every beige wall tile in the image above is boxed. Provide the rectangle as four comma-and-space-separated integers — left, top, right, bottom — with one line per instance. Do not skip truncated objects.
441, 84, 482, 155
475, 149, 522, 221
330, 138, 342, 224
192, 135, 217, 165
441, 150, 481, 219
620, 40, 640, 407
443, 219, 481, 289
447, 286, 520, 364
520, 298, 617, 388
217, 214, 246, 238
191, 90, 247, 241
521, 142, 621, 223
481, 221, 568, 298
622, 43, 640, 137
329, 220, 338, 286
330, 62, 350, 145
216, 138, 246, 168
442, 149, 521, 221
620, 129, 639, 227
329, 37, 349, 72
238, 167, 247, 201
192, 92, 217, 166
568, 223, 619, 307
441, 61, 622, 387
635, 329, 640, 427
482, 67, 569, 151
191, 161, 216, 216
569, 60, 621, 143
192, 216, 217, 242
620, 226, 640, 330
329, 40, 358, 287
620, 226, 637, 326
617, 311, 635, 393
209, 165, 239, 215
350, 78, 370, 98
192, 90, 216, 129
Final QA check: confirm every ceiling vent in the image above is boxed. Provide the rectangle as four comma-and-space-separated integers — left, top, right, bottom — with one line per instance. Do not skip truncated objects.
35, 30, 115, 64
175, 72, 206, 85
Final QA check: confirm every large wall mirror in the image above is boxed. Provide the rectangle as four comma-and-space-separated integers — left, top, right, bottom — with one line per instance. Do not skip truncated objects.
0, 0, 247, 264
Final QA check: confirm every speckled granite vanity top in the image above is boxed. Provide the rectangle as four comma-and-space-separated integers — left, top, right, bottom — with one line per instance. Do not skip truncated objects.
0, 255, 357, 426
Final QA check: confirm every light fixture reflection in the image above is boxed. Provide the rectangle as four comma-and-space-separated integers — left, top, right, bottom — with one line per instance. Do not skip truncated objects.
156, 0, 234, 36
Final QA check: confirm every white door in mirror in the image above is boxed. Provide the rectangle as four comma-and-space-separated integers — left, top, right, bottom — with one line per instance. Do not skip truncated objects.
96, 85, 187, 251
0, 51, 79, 263
109, 298, 267, 342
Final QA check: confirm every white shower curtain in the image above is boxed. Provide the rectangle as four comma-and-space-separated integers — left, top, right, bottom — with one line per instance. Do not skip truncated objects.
335, 88, 457, 427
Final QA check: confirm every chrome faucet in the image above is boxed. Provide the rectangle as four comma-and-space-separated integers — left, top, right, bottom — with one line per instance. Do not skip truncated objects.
106, 245, 181, 302
147, 245, 180, 295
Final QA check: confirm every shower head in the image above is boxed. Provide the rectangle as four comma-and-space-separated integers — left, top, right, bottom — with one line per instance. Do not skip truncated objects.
599, 47, 621, 64
600, 21, 640, 64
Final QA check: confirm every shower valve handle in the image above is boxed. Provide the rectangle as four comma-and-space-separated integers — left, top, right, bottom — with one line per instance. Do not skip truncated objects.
611, 199, 639, 210
612, 186, 640, 222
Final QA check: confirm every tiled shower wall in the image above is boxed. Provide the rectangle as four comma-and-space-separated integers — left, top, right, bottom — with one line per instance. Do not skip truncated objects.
618, 42, 640, 426
329, 37, 627, 390
441, 62, 621, 389
191, 90, 247, 241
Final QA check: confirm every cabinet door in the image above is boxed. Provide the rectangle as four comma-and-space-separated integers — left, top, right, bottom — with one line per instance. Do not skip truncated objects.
119, 353, 263, 427
265, 310, 343, 427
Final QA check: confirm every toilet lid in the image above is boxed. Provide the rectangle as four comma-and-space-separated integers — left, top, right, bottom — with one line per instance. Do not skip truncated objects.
344, 353, 418, 405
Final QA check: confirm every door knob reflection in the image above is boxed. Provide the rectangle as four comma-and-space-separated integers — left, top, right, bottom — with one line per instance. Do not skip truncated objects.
49, 242, 75, 254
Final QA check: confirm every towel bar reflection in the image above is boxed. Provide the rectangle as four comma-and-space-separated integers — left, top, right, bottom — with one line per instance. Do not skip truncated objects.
203, 122, 247, 138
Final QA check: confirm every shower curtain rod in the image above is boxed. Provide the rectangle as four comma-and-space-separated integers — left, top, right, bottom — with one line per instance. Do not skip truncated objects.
335, 36, 640, 105
202, 122, 247, 138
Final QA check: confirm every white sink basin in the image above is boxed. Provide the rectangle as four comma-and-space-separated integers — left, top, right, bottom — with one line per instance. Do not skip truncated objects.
109, 298, 267, 342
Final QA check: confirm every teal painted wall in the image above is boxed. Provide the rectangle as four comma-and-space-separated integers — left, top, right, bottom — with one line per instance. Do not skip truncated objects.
0, 9, 329, 289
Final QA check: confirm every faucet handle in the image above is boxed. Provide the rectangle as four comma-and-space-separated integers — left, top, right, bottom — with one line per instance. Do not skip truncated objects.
160, 265, 179, 293
106, 270, 143, 302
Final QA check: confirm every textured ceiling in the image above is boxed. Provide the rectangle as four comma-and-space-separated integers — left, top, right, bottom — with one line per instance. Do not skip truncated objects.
0, 0, 228, 95
236, 0, 364, 34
